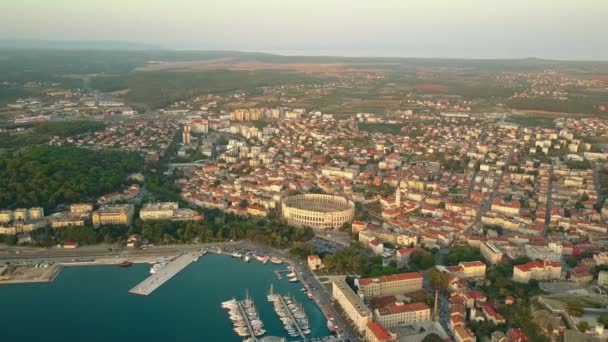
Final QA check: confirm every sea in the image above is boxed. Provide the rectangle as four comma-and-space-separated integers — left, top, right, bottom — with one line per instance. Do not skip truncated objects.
0, 253, 328, 342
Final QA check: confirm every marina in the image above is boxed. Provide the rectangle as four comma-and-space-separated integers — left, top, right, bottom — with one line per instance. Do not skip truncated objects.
222, 294, 266, 342
268, 285, 311, 341
0, 252, 330, 341
128, 253, 198, 295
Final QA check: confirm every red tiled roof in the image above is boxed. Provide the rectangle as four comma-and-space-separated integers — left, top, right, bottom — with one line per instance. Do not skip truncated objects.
358, 272, 423, 286
367, 321, 392, 340
377, 302, 429, 316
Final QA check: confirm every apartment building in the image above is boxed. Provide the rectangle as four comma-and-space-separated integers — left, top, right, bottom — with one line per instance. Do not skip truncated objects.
480, 242, 503, 265
355, 272, 423, 298
373, 302, 431, 328
512, 261, 561, 283
332, 278, 372, 334
92, 204, 134, 226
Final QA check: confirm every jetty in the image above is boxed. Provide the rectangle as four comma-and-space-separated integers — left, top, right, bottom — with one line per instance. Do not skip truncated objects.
236, 300, 260, 342
129, 253, 197, 296
278, 295, 307, 340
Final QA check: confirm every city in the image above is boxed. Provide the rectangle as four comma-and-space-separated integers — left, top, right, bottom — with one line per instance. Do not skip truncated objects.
1, 1, 608, 342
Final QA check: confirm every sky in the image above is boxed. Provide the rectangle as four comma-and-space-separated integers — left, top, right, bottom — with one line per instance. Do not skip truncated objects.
1, 0, 607, 60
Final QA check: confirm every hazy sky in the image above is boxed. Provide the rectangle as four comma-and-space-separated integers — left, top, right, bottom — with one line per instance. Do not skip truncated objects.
1, 0, 607, 60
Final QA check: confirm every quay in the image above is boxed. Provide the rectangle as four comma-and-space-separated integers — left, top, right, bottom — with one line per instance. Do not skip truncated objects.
277, 295, 307, 341
236, 300, 260, 342
129, 253, 197, 296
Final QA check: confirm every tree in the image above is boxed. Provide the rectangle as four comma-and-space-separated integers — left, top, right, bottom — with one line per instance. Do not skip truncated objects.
239, 199, 249, 208
422, 333, 443, 342
289, 242, 315, 260
565, 255, 578, 268
567, 303, 584, 317
597, 315, 608, 326
427, 268, 448, 291
577, 321, 590, 332
409, 250, 435, 271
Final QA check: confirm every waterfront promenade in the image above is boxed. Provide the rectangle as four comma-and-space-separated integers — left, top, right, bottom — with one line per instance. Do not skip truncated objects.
129, 253, 197, 295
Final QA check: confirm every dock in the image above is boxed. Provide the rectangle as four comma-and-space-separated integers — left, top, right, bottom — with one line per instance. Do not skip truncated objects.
277, 295, 307, 341
129, 253, 197, 296
236, 300, 260, 342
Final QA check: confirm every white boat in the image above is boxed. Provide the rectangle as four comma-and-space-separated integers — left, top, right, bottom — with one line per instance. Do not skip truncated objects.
231, 252, 243, 259
244, 255, 251, 262
255, 255, 266, 262
287, 271, 296, 278
270, 256, 283, 265
149, 261, 168, 274
288, 276, 298, 283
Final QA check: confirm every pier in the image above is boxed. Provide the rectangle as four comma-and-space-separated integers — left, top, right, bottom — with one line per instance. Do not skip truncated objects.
236, 300, 260, 342
129, 253, 197, 296
277, 295, 307, 341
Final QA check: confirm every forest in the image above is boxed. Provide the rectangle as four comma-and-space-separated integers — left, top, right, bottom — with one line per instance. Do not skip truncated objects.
0, 146, 141, 211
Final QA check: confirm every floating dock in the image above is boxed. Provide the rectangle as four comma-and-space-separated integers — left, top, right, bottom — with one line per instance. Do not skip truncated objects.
277, 295, 307, 340
236, 300, 260, 342
129, 253, 197, 296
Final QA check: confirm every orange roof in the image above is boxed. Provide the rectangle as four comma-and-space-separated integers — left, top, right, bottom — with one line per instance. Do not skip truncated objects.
367, 321, 393, 340
358, 272, 423, 286
514, 260, 560, 272
377, 302, 429, 316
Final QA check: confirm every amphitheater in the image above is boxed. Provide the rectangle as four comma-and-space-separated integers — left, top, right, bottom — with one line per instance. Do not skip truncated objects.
281, 194, 355, 229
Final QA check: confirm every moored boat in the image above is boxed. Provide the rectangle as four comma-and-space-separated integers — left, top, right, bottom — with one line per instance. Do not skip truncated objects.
270, 256, 282, 265
117, 260, 132, 267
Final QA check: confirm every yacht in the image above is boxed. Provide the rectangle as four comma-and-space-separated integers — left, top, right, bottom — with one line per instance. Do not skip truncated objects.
244, 255, 251, 262
270, 256, 283, 265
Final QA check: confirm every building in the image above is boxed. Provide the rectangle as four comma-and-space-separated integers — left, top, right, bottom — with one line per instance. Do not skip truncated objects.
282, 194, 355, 229
373, 302, 431, 328
525, 245, 562, 263
332, 278, 372, 334
598, 270, 608, 287
307, 255, 323, 270
355, 272, 423, 298
92, 204, 134, 226
365, 321, 397, 342
140, 202, 179, 220
512, 261, 561, 283
50, 213, 86, 228
491, 198, 520, 216
70, 203, 93, 216
140, 202, 202, 221
182, 124, 191, 145
443, 261, 486, 280
480, 242, 503, 265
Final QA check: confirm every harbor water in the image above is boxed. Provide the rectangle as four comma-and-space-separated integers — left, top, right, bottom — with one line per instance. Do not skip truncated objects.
0, 253, 327, 342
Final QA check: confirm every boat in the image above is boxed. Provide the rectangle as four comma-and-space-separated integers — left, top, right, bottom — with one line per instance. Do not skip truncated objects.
117, 260, 132, 267
255, 255, 266, 263
270, 256, 283, 265
327, 320, 337, 334
244, 255, 251, 262
288, 276, 298, 283
202, 249, 208, 255
286, 271, 296, 278
149, 261, 168, 274
231, 252, 243, 259
307, 292, 314, 299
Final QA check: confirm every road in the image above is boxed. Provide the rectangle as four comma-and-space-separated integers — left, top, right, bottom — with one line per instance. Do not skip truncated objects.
543, 165, 554, 236
272, 248, 358, 342
0, 241, 240, 265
